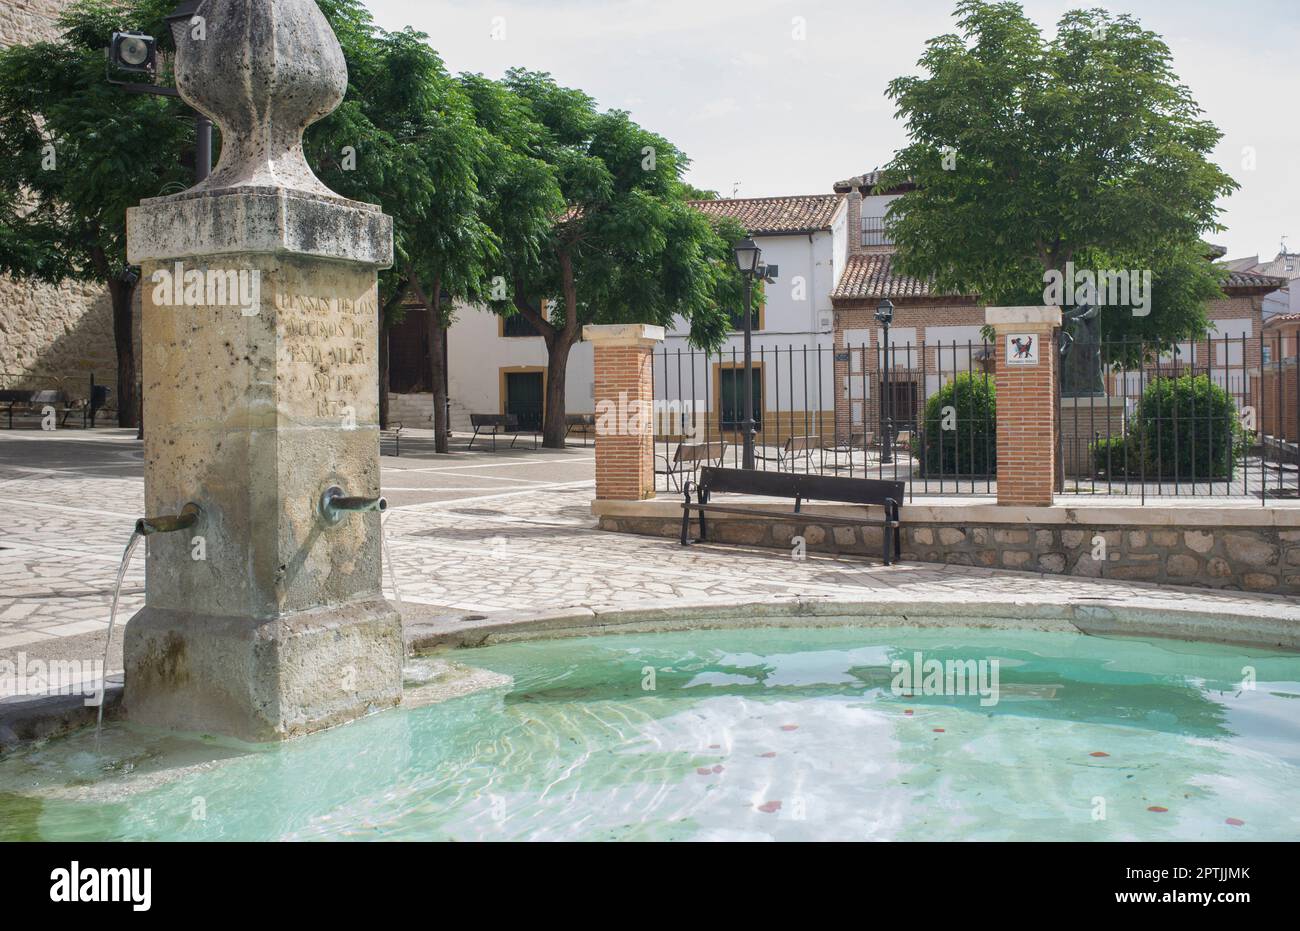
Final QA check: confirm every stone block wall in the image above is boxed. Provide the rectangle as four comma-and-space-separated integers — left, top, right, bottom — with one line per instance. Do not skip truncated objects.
900, 524, 1298, 594
598, 508, 1300, 597
0, 0, 67, 47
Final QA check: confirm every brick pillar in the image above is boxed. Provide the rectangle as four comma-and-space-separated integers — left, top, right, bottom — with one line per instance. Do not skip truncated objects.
986, 306, 1062, 506
586, 324, 665, 500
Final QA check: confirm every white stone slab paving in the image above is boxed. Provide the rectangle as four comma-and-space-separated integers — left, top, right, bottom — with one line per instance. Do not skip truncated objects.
2, 433, 1298, 681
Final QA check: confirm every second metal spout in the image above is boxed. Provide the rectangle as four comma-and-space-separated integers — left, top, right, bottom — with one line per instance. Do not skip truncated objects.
320, 485, 388, 526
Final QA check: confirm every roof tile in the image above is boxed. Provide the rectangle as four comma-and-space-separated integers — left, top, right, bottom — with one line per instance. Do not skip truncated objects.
689, 195, 841, 235
1223, 268, 1288, 292
831, 252, 973, 301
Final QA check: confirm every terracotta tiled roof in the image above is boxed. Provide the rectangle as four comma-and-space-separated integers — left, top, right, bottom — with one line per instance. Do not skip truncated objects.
1265, 312, 1300, 325
831, 252, 975, 301
1222, 268, 1287, 292
688, 195, 842, 235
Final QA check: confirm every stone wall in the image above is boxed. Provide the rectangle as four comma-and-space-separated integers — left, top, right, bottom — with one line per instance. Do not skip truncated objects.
0, 0, 67, 47
596, 503, 1300, 597
0, 0, 120, 407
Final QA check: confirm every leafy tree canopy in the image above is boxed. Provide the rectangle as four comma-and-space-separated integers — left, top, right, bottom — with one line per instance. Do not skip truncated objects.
881, 0, 1237, 345
0, 0, 194, 285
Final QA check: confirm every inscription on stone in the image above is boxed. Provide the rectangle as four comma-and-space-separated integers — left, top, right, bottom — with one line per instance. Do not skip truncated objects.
275, 291, 376, 418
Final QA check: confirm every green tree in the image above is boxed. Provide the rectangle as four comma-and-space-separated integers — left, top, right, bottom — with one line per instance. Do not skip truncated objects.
0, 0, 197, 427
476, 69, 744, 448
882, 1, 1236, 346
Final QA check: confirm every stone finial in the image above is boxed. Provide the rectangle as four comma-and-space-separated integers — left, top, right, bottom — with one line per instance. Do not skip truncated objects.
173, 0, 347, 199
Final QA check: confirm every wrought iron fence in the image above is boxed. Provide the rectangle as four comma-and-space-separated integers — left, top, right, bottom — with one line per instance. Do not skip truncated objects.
650, 339, 998, 501
649, 332, 1300, 503
1060, 334, 1299, 502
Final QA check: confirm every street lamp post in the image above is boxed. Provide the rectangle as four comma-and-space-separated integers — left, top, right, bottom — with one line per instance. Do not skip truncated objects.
876, 299, 895, 466
108, 1, 213, 184
733, 237, 762, 470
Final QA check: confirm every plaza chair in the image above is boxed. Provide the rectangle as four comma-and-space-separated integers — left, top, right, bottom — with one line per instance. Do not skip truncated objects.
756, 435, 822, 472
656, 439, 728, 491
825, 431, 874, 471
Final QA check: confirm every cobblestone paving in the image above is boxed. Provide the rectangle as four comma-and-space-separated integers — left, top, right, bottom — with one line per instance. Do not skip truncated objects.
2, 430, 1297, 681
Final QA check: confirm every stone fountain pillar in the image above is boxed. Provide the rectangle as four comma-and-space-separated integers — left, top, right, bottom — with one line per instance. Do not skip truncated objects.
123, 0, 401, 742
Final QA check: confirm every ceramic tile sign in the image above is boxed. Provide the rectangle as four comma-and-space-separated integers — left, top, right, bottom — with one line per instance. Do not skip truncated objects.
1006, 333, 1040, 366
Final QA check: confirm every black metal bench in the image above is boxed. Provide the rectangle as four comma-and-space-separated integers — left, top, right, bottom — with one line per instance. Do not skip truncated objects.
565, 413, 596, 446
681, 467, 904, 565
468, 413, 539, 450
4, 389, 77, 428
0, 390, 33, 429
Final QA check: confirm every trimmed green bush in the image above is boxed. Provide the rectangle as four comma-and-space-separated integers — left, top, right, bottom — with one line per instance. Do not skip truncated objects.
1092, 375, 1240, 479
916, 372, 997, 475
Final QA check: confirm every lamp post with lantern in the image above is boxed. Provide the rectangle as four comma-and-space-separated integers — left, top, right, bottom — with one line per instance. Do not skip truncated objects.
733, 237, 762, 470
876, 298, 895, 466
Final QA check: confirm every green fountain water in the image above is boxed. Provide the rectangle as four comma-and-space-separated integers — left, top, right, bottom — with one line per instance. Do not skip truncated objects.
2, 625, 1298, 841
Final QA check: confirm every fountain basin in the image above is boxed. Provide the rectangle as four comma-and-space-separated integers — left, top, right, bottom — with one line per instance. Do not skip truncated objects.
2, 622, 1298, 841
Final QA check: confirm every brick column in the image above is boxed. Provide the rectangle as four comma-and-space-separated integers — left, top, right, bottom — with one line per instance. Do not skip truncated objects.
986, 306, 1062, 506
585, 324, 664, 500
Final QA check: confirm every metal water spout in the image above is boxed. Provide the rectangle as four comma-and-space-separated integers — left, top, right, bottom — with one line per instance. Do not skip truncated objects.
135, 503, 202, 537
319, 485, 388, 525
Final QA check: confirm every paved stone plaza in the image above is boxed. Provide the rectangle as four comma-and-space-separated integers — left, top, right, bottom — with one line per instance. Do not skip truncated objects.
3, 428, 1299, 694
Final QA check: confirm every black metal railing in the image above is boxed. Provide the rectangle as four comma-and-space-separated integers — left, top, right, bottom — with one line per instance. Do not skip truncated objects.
648, 333, 1300, 503
1060, 334, 1299, 503
650, 340, 998, 500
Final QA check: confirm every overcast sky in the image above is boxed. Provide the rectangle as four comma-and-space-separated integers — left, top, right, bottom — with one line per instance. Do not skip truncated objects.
366, 0, 1298, 263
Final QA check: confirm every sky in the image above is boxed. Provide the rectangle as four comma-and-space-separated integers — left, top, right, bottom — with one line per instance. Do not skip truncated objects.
366, 0, 1298, 263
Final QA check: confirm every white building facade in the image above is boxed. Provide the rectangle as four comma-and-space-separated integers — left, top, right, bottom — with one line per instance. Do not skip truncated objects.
441, 194, 848, 438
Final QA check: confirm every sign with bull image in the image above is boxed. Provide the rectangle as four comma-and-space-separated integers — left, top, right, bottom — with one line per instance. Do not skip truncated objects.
1006, 334, 1040, 366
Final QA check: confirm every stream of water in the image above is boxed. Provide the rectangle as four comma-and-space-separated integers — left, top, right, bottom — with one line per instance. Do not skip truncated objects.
95, 529, 143, 746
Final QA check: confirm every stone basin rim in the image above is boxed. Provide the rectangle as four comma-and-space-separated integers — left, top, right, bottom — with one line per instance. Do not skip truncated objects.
405, 594, 1300, 655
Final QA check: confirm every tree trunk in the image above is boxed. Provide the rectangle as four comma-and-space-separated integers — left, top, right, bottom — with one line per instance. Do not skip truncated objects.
108, 276, 138, 429
539, 248, 580, 449
378, 302, 390, 430
427, 275, 450, 454
541, 330, 575, 448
